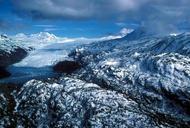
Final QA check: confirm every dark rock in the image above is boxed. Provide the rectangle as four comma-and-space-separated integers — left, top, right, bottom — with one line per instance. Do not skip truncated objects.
0, 36, 28, 67
0, 34, 8, 39
0, 48, 27, 67
53, 60, 81, 74
0, 67, 11, 79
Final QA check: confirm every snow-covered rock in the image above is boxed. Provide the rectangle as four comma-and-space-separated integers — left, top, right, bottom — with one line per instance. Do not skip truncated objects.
1, 30, 190, 127
0, 84, 19, 128
0, 35, 28, 67
120, 27, 157, 41
14, 78, 165, 127
68, 33, 190, 127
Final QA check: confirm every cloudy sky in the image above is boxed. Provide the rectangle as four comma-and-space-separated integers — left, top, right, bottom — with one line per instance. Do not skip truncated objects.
0, 0, 190, 37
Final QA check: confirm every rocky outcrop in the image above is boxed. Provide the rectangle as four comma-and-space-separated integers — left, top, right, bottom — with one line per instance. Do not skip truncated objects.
0, 35, 28, 79
0, 36, 28, 67
53, 60, 81, 74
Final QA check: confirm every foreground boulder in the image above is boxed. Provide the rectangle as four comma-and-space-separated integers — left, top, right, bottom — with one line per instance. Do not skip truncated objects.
53, 60, 81, 74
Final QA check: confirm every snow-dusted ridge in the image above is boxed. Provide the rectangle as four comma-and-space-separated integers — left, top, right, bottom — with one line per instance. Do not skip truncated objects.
0, 35, 27, 53
0, 35, 29, 67
1, 28, 190, 127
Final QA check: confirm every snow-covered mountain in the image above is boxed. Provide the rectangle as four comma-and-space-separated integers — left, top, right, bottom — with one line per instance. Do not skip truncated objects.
13, 32, 71, 48
1, 28, 190, 127
0, 35, 29, 67
119, 28, 134, 36
15, 32, 57, 43
67, 32, 190, 127
12, 30, 129, 49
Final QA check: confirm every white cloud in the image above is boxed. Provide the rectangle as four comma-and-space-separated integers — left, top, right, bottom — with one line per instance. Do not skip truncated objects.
119, 28, 134, 36
34, 24, 55, 28
44, 28, 66, 32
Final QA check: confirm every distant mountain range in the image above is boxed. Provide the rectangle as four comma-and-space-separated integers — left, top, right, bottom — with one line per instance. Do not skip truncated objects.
10, 28, 133, 48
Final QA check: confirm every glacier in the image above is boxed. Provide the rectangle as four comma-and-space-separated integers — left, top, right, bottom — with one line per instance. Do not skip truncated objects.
0, 32, 123, 84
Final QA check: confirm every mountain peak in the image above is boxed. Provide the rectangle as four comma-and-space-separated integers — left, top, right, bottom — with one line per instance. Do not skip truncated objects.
119, 28, 134, 37
0, 34, 8, 39
30, 32, 57, 41
122, 27, 156, 41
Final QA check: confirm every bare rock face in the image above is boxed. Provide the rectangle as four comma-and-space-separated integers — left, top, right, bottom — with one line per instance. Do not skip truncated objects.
53, 60, 81, 74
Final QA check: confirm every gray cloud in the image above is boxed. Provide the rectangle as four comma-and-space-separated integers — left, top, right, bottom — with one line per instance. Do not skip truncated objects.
12, 0, 148, 20
12, 0, 190, 32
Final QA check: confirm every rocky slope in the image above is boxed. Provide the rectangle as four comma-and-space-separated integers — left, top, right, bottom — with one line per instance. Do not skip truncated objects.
69, 33, 190, 127
0, 35, 29, 67
1, 31, 190, 127
0, 35, 29, 78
